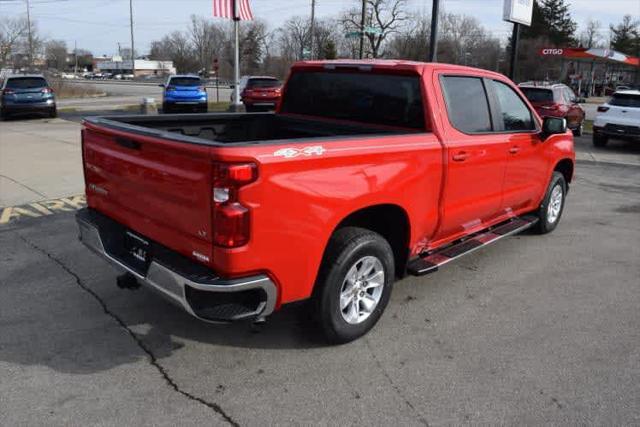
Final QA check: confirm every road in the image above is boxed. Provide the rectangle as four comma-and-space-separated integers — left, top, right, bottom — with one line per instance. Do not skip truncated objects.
1, 115, 639, 425
57, 80, 233, 110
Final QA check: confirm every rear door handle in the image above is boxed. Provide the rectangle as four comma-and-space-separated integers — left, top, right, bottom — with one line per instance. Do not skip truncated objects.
509, 146, 520, 154
452, 151, 470, 162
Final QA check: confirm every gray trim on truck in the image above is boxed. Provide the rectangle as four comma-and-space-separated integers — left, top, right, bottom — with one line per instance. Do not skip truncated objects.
76, 208, 277, 323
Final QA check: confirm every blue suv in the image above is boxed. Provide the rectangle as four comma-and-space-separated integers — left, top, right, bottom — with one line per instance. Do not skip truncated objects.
161, 75, 207, 113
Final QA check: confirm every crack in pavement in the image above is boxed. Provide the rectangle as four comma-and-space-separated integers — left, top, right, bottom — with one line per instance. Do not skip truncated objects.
17, 233, 240, 427
365, 337, 430, 426
0, 174, 48, 199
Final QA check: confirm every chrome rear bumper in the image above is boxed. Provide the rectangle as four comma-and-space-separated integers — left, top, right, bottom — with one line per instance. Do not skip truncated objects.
76, 208, 277, 322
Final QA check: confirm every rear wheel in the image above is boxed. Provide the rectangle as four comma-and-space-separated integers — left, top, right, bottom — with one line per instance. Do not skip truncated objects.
534, 171, 567, 234
593, 132, 608, 147
49, 108, 57, 118
162, 103, 171, 114
312, 227, 394, 344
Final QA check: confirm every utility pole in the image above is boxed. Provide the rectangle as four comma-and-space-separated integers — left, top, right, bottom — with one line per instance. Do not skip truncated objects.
74, 40, 78, 75
25, 0, 33, 69
129, 0, 135, 76
232, 0, 241, 109
359, 0, 366, 59
428, 0, 440, 62
508, 22, 520, 81
309, 0, 316, 60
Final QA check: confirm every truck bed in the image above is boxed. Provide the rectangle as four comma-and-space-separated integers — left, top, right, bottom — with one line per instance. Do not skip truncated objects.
85, 112, 415, 146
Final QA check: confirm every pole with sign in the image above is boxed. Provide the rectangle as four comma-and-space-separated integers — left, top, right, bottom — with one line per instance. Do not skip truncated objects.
503, 0, 534, 81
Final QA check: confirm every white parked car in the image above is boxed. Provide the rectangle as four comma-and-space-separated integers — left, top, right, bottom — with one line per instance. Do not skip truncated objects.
593, 90, 640, 147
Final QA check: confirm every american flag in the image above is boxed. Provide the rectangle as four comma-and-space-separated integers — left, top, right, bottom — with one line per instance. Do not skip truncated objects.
212, 0, 254, 21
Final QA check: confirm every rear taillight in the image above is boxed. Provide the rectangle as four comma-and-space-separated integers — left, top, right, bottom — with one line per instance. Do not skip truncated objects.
597, 106, 609, 112
212, 162, 257, 248
2, 89, 14, 95
42, 87, 53, 94
198, 86, 205, 92
166, 85, 176, 92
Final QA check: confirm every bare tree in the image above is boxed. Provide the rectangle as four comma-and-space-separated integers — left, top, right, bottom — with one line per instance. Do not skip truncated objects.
342, 0, 408, 58
0, 17, 28, 68
189, 15, 226, 75
580, 19, 601, 48
277, 16, 310, 61
45, 39, 67, 70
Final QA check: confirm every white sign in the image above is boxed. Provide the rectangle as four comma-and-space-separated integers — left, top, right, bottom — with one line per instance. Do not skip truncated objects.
112, 55, 123, 63
503, 0, 534, 26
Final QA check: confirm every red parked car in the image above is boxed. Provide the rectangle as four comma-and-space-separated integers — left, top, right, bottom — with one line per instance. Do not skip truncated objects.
77, 60, 575, 343
235, 76, 282, 112
519, 83, 586, 136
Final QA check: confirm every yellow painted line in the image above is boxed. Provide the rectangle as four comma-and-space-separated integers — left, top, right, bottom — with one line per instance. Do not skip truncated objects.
0, 194, 86, 226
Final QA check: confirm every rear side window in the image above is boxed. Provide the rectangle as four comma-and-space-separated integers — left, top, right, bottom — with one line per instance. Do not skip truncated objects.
6, 77, 47, 89
491, 80, 535, 131
247, 78, 280, 88
169, 77, 201, 86
441, 76, 492, 133
610, 93, 640, 108
281, 71, 425, 130
520, 87, 554, 103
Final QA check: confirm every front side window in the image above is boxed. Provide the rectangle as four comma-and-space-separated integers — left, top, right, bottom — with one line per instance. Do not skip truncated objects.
441, 76, 492, 133
492, 80, 535, 131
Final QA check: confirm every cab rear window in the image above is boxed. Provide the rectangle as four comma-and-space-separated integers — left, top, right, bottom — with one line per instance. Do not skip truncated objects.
6, 77, 47, 89
281, 71, 425, 130
610, 94, 640, 108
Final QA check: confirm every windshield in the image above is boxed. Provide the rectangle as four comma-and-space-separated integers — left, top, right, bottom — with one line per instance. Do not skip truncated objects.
6, 77, 48, 89
247, 78, 280, 88
520, 88, 554, 103
169, 77, 201, 87
281, 71, 425, 130
610, 93, 640, 108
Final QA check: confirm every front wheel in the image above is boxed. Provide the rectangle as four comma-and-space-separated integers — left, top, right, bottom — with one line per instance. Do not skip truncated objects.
312, 227, 394, 344
534, 171, 567, 234
572, 122, 583, 137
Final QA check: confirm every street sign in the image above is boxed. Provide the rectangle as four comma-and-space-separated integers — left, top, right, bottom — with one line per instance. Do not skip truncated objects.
364, 26, 382, 35
345, 31, 361, 38
503, 0, 534, 26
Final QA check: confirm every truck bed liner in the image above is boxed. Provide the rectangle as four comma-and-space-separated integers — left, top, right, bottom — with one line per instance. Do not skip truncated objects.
85, 112, 416, 147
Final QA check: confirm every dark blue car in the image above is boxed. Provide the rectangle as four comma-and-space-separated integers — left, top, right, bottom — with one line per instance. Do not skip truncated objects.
0, 75, 57, 119
161, 75, 208, 114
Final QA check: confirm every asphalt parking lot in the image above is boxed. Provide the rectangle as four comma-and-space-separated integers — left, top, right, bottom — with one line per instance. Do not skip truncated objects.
1, 116, 639, 425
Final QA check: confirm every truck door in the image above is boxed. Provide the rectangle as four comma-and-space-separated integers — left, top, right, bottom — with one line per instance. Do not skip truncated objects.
487, 79, 548, 213
432, 75, 508, 243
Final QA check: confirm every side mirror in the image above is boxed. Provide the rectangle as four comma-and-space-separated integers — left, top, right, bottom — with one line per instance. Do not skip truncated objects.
158, 84, 165, 88
541, 117, 567, 139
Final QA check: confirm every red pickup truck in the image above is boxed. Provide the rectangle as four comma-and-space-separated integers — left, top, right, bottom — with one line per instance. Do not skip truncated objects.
77, 60, 575, 343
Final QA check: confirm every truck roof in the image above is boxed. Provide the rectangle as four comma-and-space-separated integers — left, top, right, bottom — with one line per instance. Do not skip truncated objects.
292, 59, 505, 79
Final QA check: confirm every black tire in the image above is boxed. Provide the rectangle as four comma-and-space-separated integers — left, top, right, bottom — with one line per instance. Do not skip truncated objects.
534, 171, 567, 234
245, 105, 254, 112
0, 108, 6, 120
572, 122, 583, 137
49, 108, 57, 118
162, 104, 171, 114
312, 227, 395, 344
593, 132, 608, 147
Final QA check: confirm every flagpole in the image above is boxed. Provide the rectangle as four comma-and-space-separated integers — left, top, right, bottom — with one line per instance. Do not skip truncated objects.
233, 0, 241, 110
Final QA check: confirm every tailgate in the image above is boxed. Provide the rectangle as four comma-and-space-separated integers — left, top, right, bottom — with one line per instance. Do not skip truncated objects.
82, 123, 214, 260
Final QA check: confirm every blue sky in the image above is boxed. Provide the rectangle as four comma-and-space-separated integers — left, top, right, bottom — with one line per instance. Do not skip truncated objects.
0, 0, 637, 56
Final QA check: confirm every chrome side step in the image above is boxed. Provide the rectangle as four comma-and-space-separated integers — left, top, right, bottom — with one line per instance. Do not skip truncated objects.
407, 215, 539, 276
